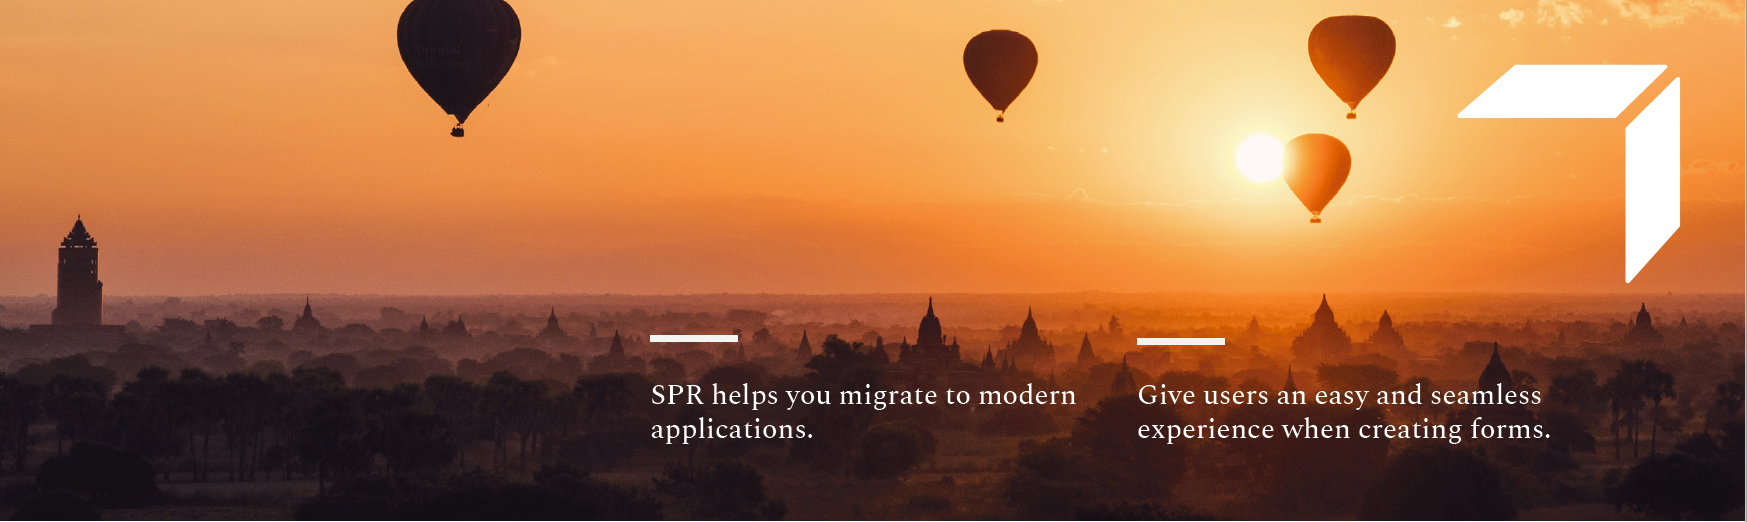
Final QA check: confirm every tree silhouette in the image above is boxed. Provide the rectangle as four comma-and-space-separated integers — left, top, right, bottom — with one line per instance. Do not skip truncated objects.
1707, 380, 1743, 435
369, 386, 458, 477
299, 391, 372, 494
1225, 403, 1389, 517
105, 367, 183, 480
1637, 361, 1675, 454
849, 422, 937, 480
1540, 409, 1596, 455
482, 371, 549, 470
1005, 437, 1094, 519
977, 404, 1057, 436
1609, 451, 1736, 519
648, 357, 686, 384
1399, 376, 1435, 420
572, 373, 648, 471
1314, 363, 1399, 392
15, 355, 117, 391
0, 373, 42, 472
42, 375, 107, 456
173, 368, 223, 481
1069, 395, 1190, 503
1604, 361, 1646, 461
1360, 443, 1513, 520
256, 315, 285, 331
422, 375, 483, 470
219, 372, 274, 481
1548, 369, 1602, 424
656, 459, 787, 520
788, 335, 882, 470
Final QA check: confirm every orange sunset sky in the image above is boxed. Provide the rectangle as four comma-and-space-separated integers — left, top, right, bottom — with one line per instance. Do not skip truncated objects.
0, 0, 1741, 296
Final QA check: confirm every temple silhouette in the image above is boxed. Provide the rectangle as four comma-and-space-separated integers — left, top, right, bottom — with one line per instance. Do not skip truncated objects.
293, 298, 324, 332
1449, 342, 1539, 431
1361, 310, 1406, 357
535, 307, 577, 346
1622, 303, 1664, 346
997, 308, 1057, 373
886, 298, 1004, 390
30, 218, 125, 340
1289, 294, 1353, 365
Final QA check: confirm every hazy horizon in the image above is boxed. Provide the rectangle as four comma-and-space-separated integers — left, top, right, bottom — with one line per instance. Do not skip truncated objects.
3, 290, 1739, 333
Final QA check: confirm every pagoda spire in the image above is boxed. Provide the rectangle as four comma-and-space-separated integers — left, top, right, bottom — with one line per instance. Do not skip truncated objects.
1077, 333, 1097, 366
61, 217, 96, 247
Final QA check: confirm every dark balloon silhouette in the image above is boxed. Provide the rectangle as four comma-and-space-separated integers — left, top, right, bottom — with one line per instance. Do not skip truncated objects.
1283, 134, 1350, 223
1308, 16, 1394, 119
397, 0, 522, 137
963, 30, 1037, 123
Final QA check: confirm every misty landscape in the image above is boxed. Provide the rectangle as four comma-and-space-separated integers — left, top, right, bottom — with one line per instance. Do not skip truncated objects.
1, 0, 1741, 519
0, 291, 1738, 519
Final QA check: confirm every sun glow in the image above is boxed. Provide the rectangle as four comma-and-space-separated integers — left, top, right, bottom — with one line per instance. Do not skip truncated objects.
1236, 135, 1284, 183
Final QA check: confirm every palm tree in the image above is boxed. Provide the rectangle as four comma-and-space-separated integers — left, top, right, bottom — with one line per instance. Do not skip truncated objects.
42, 375, 108, 456
299, 391, 371, 495
1604, 363, 1644, 461
175, 368, 222, 481
422, 375, 482, 469
0, 374, 41, 472
107, 367, 182, 482
1638, 362, 1675, 454
220, 372, 274, 481
1707, 381, 1743, 435
482, 371, 547, 470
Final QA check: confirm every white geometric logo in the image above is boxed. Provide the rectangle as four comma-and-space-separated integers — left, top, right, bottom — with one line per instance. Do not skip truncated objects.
1459, 65, 1680, 283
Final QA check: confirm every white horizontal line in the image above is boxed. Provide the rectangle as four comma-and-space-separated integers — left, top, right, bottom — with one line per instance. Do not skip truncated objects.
1136, 338, 1226, 346
650, 335, 739, 343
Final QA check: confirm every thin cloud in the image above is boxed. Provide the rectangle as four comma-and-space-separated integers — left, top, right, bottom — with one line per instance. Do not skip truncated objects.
1501, 8, 1528, 27
1688, 159, 1744, 176
1346, 194, 1527, 205
1007, 188, 1113, 205
1442, 16, 1463, 27
1604, 0, 1745, 27
1538, 0, 1593, 27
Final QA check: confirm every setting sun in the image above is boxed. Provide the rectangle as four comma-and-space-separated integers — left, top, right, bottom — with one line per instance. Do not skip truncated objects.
1236, 135, 1285, 183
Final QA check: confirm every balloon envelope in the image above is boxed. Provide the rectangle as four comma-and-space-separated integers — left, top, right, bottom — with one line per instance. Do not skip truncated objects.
1283, 134, 1351, 223
963, 30, 1037, 121
398, 0, 522, 135
1308, 16, 1394, 118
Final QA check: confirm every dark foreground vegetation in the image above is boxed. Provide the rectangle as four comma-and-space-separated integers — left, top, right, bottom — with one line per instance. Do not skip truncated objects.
0, 299, 1740, 520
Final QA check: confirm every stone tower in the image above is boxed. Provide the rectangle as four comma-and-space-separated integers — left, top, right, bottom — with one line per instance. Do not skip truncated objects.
52, 218, 103, 326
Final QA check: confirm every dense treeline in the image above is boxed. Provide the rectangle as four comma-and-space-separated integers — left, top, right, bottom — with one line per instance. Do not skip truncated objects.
0, 366, 666, 491
0, 329, 1739, 519
0, 335, 925, 519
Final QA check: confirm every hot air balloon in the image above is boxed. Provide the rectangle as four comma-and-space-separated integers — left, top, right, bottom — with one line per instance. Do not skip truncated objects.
963, 30, 1037, 123
398, 0, 522, 137
1308, 16, 1394, 119
1283, 134, 1350, 223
